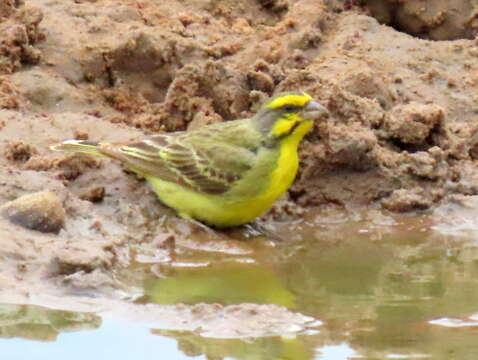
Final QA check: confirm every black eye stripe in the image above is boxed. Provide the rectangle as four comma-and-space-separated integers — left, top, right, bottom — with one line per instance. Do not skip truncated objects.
282, 105, 300, 112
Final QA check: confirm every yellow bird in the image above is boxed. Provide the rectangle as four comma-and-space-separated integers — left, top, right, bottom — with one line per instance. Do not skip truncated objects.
51, 92, 328, 227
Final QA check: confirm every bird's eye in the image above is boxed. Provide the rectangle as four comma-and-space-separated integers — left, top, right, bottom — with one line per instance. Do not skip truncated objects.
283, 105, 294, 112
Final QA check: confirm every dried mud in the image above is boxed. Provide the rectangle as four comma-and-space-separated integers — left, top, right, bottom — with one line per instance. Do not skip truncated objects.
2, 0, 478, 334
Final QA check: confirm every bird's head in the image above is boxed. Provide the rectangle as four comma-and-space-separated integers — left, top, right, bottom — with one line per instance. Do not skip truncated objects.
254, 92, 328, 143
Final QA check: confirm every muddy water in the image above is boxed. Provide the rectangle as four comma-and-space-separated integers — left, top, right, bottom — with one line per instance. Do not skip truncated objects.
3, 212, 478, 359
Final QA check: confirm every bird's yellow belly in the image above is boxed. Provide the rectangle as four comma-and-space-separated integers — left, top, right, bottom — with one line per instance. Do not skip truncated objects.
147, 177, 276, 227
146, 135, 300, 227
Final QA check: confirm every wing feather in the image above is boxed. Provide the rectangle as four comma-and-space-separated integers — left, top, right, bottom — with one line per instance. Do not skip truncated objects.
100, 131, 253, 195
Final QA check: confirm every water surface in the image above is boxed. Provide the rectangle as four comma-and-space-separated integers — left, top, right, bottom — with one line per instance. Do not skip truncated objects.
3, 212, 478, 359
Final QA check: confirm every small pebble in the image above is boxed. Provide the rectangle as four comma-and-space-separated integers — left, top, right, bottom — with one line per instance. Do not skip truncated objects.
1, 191, 65, 234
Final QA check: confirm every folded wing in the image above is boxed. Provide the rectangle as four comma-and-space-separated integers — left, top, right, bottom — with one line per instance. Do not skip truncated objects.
101, 129, 257, 195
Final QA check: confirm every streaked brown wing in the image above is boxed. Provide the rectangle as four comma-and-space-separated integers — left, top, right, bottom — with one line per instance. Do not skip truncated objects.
102, 134, 241, 195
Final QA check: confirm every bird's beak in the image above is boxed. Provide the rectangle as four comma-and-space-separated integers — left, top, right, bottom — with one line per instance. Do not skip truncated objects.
303, 101, 329, 121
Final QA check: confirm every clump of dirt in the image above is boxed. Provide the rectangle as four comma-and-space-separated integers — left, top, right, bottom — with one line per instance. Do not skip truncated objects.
381, 103, 446, 147
79, 186, 105, 203
0, 1, 43, 74
362, 0, 478, 40
25, 153, 102, 181
0, 76, 24, 109
4, 140, 37, 162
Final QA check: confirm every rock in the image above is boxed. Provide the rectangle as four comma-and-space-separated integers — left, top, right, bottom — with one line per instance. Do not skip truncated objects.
1, 191, 65, 234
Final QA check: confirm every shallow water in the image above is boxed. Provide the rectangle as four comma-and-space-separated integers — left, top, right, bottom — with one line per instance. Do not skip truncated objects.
3, 212, 478, 359
0, 305, 201, 360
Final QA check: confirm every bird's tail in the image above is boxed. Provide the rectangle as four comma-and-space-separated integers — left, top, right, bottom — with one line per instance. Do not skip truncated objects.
50, 140, 106, 157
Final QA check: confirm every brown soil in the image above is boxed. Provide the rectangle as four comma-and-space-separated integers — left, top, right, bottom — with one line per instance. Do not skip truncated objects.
1, 0, 478, 321
362, 0, 478, 40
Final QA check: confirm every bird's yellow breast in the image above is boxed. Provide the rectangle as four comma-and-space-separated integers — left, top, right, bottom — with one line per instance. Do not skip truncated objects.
258, 121, 311, 207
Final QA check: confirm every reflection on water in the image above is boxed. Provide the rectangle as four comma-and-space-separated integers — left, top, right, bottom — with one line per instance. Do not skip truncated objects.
0, 311, 199, 360
139, 216, 478, 359
152, 329, 312, 360
140, 261, 295, 308
4, 213, 478, 359
0, 304, 100, 341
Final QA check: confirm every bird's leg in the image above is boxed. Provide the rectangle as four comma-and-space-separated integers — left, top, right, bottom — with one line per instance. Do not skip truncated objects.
178, 212, 224, 239
246, 220, 287, 242
189, 218, 220, 237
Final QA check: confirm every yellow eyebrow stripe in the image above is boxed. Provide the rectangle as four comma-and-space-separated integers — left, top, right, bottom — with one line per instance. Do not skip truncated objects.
265, 93, 312, 109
